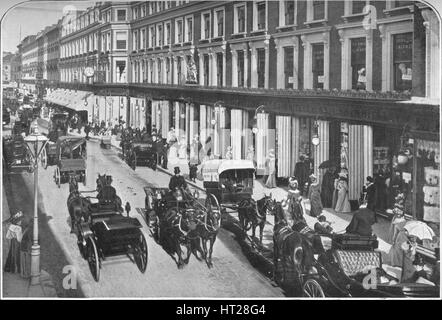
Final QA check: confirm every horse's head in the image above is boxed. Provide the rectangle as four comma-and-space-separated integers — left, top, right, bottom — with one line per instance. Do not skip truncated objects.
273, 201, 288, 225
208, 207, 221, 231
261, 194, 276, 215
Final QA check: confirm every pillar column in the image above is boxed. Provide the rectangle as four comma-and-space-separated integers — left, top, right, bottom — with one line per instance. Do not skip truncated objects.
275, 43, 284, 89
231, 109, 242, 160
242, 111, 251, 159
363, 125, 373, 181
231, 49, 238, 87
211, 51, 217, 86
348, 124, 365, 201
276, 116, 292, 178
198, 53, 205, 86
264, 39, 270, 89
313, 120, 329, 183
291, 117, 300, 175
255, 113, 269, 175
200, 105, 207, 148
250, 47, 257, 88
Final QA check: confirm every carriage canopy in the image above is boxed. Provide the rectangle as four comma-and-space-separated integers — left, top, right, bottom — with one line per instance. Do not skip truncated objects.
201, 159, 255, 182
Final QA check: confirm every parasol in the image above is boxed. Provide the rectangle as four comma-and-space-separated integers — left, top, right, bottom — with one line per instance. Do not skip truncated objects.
319, 159, 339, 169
404, 220, 436, 240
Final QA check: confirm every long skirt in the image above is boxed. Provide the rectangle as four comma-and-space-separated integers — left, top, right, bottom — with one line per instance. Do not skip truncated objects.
309, 192, 323, 217
335, 190, 351, 213
265, 173, 277, 188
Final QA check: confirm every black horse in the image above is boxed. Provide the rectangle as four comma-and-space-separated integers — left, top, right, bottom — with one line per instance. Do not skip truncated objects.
272, 202, 315, 294
190, 197, 221, 268
67, 176, 90, 233
238, 194, 275, 244
158, 206, 193, 269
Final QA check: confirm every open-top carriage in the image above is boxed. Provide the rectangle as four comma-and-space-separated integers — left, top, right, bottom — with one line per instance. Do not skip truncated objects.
299, 233, 440, 297
68, 175, 148, 282
143, 185, 221, 268
126, 140, 157, 171
51, 136, 87, 187
271, 205, 440, 298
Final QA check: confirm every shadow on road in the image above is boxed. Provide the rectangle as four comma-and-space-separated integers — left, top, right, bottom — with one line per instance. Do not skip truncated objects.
3, 172, 85, 298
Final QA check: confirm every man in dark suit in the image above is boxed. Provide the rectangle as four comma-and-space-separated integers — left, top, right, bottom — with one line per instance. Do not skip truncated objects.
345, 208, 376, 236
294, 155, 309, 196
365, 176, 377, 222
169, 166, 187, 191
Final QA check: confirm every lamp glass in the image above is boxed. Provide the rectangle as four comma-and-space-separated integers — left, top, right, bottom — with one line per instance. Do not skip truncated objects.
252, 127, 259, 134
211, 119, 217, 126
312, 135, 320, 146
24, 132, 48, 159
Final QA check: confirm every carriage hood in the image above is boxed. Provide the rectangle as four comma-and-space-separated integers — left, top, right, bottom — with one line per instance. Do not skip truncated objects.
201, 159, 255, 181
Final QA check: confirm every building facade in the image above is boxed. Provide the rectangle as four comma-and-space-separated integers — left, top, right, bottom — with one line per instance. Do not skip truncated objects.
32, 1, 440, 229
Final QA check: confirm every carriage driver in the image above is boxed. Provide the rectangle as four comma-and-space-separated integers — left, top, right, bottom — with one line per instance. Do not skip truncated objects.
169, 166, 188, 192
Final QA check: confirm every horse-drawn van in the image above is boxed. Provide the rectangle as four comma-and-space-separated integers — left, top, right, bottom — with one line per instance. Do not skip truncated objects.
201, 159, 255, 209
51, 136, 87, 187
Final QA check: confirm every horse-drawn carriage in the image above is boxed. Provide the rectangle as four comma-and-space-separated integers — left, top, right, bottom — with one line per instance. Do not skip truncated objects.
42, 112, 69, 167
2, 133, 33, 172
144, 185, 221, 268
201, 159, 274, 244
271, 204, 439, 297
51, 136, 87, 187
67, 174, 148, 282
125, 140, 157, 171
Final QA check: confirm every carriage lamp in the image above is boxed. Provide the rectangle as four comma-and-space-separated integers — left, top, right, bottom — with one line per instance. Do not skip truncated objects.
24, 125, 49, 286
84, 98, 88, 107
311, 121, 320, 146
120, 97, 124, 108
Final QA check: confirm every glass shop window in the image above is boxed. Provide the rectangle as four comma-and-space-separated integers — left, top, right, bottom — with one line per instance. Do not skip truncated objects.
216, 52, 223, 86
257, 1, 266, 30
352, 1, 366, 14
203, 54, 210, 86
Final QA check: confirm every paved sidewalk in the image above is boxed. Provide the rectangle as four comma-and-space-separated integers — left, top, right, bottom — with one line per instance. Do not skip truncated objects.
2, 183, 57, 298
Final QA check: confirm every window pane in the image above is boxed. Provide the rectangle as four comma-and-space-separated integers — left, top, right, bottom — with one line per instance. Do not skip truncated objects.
217, 11, 224, 37
238, 6, 245, 33
352, 1, 366, 14
258, 2, 266, 30
285, 1, 295, 25
204, 54, 210, 86
204, 14, 210, 38
393, 33, 412, 91
312, 43, 324, 89
257, 48, 265, 88
394, 1, 413, 8
351, 37, 366, 90
187, 18, 193, 41
217, 53, 223, 85
313, 0, 325, 20
237, 50, 244, 87
284, 47, 293, 88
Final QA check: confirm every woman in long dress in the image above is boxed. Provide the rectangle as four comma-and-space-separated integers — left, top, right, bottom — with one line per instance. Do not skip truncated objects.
332, 178, 339, 210
308, 175, 323, 217
265, 150, 277, 188
335, 178, 351, 213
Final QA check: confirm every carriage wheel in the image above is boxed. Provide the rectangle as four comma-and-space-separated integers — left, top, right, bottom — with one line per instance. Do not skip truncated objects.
40, 147, 48, 169
134, 232, 148, 273
302, 279, 325, 298
54, 167, 61, 188
205, 193, 221, 213
87, 237, 100, 282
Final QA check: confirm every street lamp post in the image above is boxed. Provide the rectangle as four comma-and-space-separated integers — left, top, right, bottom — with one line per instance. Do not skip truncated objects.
252, 105, 266, 135
24, 125, 49, 286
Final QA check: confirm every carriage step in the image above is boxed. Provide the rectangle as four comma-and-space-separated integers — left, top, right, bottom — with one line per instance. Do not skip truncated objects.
101, 255, 133, 265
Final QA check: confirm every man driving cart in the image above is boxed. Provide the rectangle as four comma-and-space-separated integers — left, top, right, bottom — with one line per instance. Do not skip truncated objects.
167, 167, 192, 204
